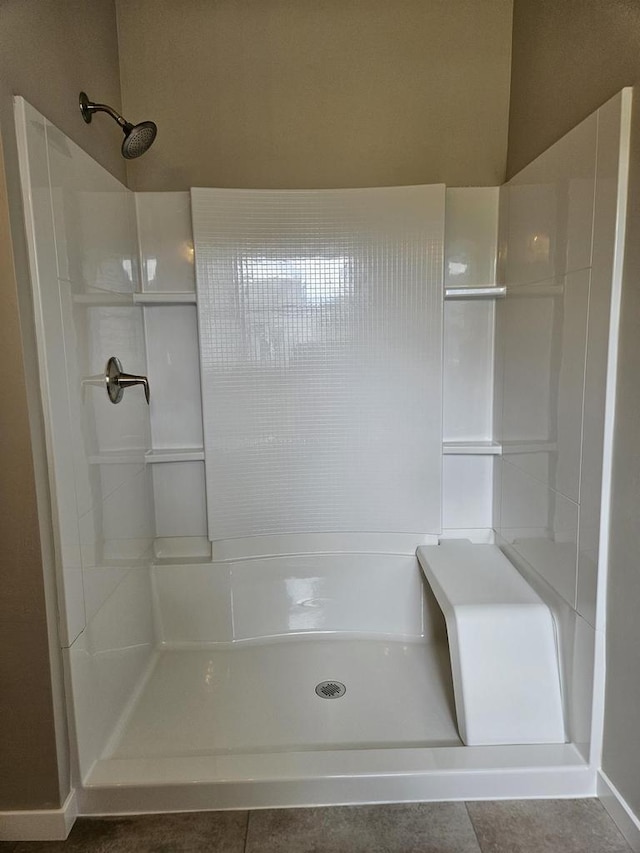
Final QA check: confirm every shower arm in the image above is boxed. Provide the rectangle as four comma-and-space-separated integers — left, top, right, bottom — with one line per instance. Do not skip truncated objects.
79, 94, 131, 130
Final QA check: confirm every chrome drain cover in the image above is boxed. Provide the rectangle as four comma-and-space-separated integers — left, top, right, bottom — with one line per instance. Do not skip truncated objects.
315, 680, 346, 699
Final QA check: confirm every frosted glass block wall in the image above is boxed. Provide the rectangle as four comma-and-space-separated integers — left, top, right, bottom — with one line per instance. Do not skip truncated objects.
193, 187, 445, 542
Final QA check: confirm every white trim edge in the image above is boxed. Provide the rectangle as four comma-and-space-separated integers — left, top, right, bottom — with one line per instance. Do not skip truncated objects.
0, 788, 77, 841
598, 771, 640, 852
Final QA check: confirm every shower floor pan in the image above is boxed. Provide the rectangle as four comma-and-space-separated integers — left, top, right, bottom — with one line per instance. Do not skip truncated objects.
83, 636, 592, 812
103, 638, 459, 760
80, 552, 594, 812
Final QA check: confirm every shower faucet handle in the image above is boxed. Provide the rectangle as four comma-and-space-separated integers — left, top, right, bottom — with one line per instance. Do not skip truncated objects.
105, 356, 150, 405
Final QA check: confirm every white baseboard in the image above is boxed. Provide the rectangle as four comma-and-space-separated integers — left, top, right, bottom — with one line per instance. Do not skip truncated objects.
0, 788, 77, 841
598, 771, 640, 852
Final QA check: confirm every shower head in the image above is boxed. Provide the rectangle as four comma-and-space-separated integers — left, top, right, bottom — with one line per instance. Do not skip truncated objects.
79, 92, 157, 159
121, 121, 157, 159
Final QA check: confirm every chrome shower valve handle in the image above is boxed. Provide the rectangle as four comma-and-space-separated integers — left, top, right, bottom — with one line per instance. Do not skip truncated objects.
105, 356, 150, 404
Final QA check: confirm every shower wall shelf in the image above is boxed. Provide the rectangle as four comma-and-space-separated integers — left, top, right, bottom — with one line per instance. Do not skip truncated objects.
74, 289, 507, 306
444, 286, 506, 300
76, 289, 506, 306
442, 441, 502, 456
88, 449, 147, 465
90, 444, 501, 463
73, 293, 134, 306
145, 447, 205, 463
501, 440, 557, 455
133, 292, 197, 305
88, 448, 205, 464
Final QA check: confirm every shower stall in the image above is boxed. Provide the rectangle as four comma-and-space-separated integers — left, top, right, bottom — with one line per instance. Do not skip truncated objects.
13, 83, 631, 818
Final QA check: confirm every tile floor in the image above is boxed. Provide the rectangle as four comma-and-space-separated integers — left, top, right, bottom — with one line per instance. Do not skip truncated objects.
0, 799, 631, 852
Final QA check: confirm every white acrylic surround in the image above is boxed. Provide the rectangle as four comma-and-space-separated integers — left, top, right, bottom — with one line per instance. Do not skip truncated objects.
192, 187, 444, 543
13, 98, 157, 799
14, 90, 637, 830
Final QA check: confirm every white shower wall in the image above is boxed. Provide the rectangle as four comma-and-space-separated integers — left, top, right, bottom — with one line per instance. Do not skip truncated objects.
18, 87, 635, 811
136, 186, 499, 547
15, 99, 156, 781
193, 186, 445, 541
494, 90, 631, 760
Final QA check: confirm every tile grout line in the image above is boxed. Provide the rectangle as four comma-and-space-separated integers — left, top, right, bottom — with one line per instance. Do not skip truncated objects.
464, 802, 485, 853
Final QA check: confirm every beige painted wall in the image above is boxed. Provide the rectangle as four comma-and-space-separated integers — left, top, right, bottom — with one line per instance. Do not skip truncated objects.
117, 0, 513, 192
508, 0, 640, 177
0, 0, 126, 183
0, 0, 123, 811
602, 86, 640, 823
0, 126, 63, 813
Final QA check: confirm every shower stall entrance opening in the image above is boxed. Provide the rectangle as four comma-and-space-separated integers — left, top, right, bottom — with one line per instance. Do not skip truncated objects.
13, 85, 632, 815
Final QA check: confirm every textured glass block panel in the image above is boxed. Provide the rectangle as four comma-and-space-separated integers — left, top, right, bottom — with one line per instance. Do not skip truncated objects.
192, 187, 444, 541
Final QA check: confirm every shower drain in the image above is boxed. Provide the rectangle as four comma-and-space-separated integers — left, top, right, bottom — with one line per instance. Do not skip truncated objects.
315, 680, 346, 699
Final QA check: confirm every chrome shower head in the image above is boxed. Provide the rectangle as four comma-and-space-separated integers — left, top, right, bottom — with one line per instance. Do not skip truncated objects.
79, 92, 157, 159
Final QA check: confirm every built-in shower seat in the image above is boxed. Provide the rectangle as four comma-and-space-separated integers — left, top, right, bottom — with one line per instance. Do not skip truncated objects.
417, 543, 565, 747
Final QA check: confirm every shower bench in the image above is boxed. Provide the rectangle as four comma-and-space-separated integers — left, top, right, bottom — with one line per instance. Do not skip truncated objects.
417, 542, 565, 747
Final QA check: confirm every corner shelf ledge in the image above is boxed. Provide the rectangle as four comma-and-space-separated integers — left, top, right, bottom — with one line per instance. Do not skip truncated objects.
133, 292, 197, 305
443, 441, 502, 456
73, 293, 134, 306
88, 449, 146, 465
445, 286, 506, 300
145, 447, 205, 463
